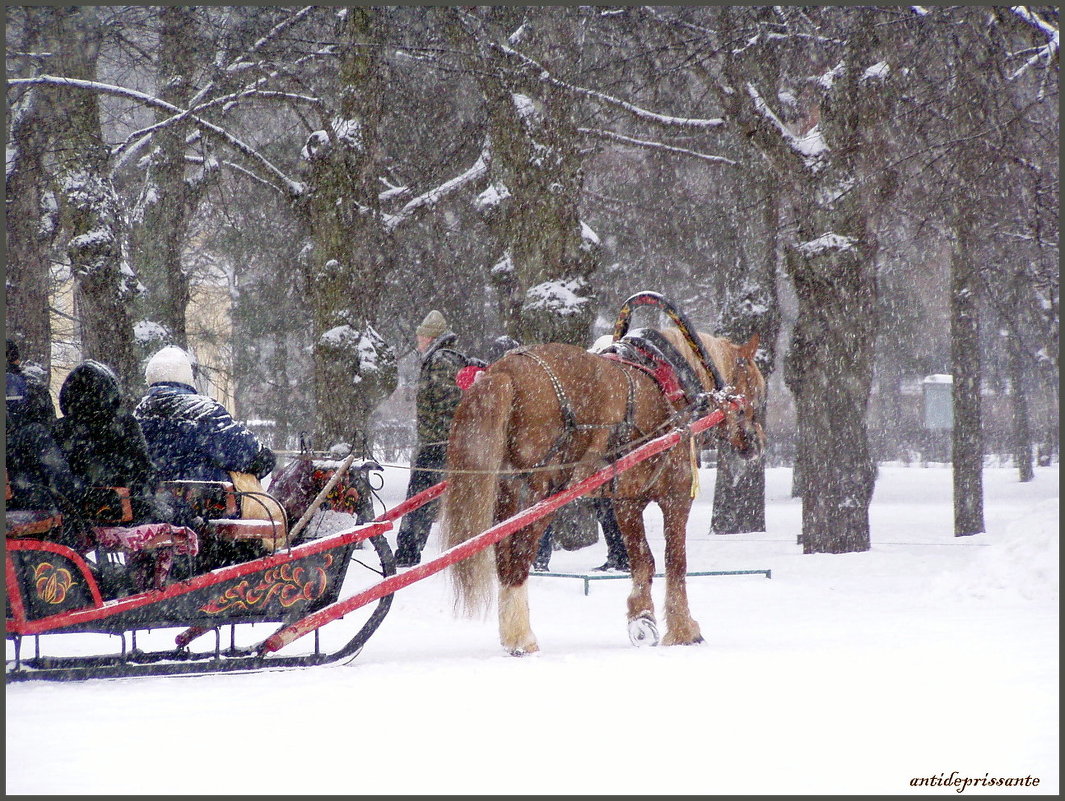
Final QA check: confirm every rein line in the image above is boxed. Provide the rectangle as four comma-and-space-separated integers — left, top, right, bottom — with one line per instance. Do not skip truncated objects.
390, 399, 715, 477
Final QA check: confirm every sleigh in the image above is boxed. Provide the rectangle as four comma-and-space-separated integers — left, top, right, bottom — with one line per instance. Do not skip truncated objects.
5, 453, 395, 682
7, 292, 766, 682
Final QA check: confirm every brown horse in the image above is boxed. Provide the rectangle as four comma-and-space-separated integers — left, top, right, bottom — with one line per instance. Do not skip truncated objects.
440, 328, 764, 655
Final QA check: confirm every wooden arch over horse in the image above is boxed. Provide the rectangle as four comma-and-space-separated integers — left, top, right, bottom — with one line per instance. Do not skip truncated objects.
440, 292, 765, 655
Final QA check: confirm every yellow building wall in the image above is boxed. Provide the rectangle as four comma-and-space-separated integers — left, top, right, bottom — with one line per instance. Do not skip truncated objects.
48, 272, 236, 415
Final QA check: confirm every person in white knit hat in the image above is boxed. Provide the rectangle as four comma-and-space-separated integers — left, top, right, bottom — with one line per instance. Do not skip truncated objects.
134, 345, 275, 484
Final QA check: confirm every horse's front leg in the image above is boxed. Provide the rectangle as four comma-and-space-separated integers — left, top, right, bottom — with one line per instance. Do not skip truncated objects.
494, 510, 550, 656
659, 493, 703, 646
614, 500, 658, 646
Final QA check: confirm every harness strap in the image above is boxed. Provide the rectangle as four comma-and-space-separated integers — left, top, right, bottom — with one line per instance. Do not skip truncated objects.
513, 348, 642, 481
599, 364, 639, 496
513, 349, 578, 472
516, 349, 577, 433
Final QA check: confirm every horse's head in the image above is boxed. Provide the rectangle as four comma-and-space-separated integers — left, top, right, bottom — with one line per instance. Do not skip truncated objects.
717, 333, 766, 464
654, 326, 768, 469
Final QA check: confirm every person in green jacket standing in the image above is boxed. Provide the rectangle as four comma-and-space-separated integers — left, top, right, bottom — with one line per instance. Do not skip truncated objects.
395, 310, 482, 567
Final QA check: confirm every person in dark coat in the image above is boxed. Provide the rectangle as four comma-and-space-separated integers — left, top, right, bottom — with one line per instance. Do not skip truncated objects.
5, 339, 83, 516
133, 346, 275, 482
534, 498, 631, 573
53, 359, 162, 525
486, 334, 521, 363
395, 310, 480, 567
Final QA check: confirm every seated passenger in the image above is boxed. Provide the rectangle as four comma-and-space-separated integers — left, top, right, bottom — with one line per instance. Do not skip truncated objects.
53, 358, 203, 592
53, 359, 165, 526
134, 346, 276, 483
6, 339, 83, 523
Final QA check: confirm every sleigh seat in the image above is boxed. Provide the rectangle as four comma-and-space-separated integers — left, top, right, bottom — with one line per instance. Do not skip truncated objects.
5, 508, 65, 539
81, 486, 199, 593
5, 481, 65, 539
161, 480, 289, 554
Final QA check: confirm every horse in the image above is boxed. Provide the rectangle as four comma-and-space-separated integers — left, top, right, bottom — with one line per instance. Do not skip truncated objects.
439, 326, 765, 655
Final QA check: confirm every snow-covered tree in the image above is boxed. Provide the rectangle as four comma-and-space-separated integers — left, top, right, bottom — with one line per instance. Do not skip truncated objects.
46, 7, 141, 397
454, 8, 599, 346
5, 7, 59, 373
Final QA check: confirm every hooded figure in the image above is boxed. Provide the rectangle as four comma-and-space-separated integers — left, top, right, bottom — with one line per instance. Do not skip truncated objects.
134, 346, 275, 482
5, 340, 83, 516
53, 360, 160, 524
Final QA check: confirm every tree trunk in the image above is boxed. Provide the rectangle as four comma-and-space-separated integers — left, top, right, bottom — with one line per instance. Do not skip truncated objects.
49, 7, 141, 399
712, 466, 767, 533
465, 10, 598, 347
705, 7, 891, 553
712, 172, 780, 534
300, 8, 397, 451
5, 10, 56, 373
129, 6, 203, 348
785, 239, 878, 554
1006, 329, 1035, 483
790, 418, 806, 499
949, 209, 985, 535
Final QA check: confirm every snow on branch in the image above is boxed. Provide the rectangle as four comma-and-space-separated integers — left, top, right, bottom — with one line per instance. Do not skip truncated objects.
1008, 7, 1059, 78
797, 232, 857, 256
746, 82, 827, 170
382, 140, 491, 232
188, 6, 316, 109
8, 75, 306, 197
1012, 6, 1060, 42
187, 155, 286, 195
117, 5, 321, 172
116, 89, 323, 159
248, 6, 316, 61
495, 42, 724, 132
578, 127, 737, 165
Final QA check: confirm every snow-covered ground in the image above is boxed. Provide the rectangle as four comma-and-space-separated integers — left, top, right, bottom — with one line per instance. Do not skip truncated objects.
6, 463, 1058, 796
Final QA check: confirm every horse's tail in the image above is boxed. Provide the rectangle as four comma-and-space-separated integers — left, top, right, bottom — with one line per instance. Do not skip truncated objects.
440, 371, 512, 618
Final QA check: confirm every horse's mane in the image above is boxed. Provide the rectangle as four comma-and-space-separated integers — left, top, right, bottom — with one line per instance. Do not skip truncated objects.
656, 327, 736, 392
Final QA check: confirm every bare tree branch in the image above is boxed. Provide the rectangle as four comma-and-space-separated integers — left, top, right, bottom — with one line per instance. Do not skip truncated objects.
494, 41, 726, 131
116, 88, 324, 156
577, 126, 737, 165
383, 139, 491, 232
8, 74, 305, 196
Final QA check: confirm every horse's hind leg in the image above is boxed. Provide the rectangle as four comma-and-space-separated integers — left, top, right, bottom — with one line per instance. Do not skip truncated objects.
659, 495, 703, 646
614, 500, 659, 645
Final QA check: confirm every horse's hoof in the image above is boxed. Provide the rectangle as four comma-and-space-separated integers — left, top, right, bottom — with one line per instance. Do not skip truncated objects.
507, 646, 540, 657
628, 616, 659, 647
663, 633, 705, 646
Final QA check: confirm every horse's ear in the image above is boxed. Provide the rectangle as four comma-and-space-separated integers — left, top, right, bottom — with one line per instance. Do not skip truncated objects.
740, 332, 760, 360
